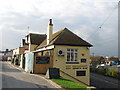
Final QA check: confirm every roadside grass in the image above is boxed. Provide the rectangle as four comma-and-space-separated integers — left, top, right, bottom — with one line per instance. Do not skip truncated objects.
52, 77, 86, 90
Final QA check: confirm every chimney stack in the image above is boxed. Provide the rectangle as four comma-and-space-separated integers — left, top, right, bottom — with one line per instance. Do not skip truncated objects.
47, 19, 53, 45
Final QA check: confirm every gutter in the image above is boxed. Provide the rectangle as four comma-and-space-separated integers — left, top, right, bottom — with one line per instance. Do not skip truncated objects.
32, 45, 55, 53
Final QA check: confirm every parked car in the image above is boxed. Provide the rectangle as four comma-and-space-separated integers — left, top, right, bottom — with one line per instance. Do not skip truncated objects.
117, 65, 120, 68
110, 62, 118, 65
96, 64, 105, 68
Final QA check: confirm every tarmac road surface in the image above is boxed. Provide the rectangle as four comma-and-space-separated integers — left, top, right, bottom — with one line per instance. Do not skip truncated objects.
0, 61, 61, 89
90, 72, 120, 90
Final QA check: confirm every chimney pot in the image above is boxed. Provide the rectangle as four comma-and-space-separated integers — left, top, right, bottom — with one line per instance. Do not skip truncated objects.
49, 19, 53, 25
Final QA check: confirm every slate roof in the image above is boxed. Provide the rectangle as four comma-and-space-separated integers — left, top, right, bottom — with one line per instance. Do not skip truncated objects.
36, 28, 92, 49
26, 33, 47, 45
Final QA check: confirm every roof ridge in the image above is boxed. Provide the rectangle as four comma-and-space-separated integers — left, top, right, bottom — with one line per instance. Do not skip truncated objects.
49, 28, 64, 43
36, 27, 92, 49
53, 28, 92, 47
52, 28, 69, 43
26, 33, 46, 37
64, 28, 91, 45
30, 33, 46, 35
36, 28, 65, 49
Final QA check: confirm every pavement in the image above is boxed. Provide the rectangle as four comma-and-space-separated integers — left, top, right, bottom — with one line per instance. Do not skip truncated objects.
90, 72, 120, 90
1, 61, 63, 89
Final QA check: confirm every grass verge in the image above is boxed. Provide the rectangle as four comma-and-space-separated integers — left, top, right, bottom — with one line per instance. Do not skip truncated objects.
52, 77, 86, 90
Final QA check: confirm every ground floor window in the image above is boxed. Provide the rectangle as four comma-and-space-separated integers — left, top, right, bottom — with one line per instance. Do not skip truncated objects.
36, 57, 50, 64
67, 48, 78, 62
76, 71, 86, 76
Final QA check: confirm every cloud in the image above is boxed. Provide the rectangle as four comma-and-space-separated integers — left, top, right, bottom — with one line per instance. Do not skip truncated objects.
0, 0, 118, 56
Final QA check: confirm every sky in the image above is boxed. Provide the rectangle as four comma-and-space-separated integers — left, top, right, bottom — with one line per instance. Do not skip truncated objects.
0, 0, 119, 57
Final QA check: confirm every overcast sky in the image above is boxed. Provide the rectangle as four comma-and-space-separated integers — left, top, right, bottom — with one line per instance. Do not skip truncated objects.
0, 0, 119, 57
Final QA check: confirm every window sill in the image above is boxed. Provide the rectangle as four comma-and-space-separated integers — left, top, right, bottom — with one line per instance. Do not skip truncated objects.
66, 62, 79, 64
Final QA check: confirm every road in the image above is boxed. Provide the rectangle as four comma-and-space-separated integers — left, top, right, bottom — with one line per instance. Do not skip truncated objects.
0, 61, 61, 89
1, 61, 120, 89
90, 72, 120, 90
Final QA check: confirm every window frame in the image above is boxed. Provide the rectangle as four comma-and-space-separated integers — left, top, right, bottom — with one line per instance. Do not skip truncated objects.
66, 48, 78, 63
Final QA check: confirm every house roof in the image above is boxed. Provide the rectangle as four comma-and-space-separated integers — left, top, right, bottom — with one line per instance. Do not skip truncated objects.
36, 28, 92, 49
90, 56, 105, 61
27, 33, 47, 45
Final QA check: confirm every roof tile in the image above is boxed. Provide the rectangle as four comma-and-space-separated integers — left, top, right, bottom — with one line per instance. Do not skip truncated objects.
36, 28, 92, 49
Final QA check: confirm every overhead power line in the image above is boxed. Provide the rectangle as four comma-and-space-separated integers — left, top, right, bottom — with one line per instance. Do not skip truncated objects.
87, 3, 118, 39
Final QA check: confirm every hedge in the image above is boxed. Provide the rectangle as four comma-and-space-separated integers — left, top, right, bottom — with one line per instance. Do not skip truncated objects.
90, 68, 120, 80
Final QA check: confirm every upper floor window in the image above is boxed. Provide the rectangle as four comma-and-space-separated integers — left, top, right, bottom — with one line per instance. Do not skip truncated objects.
67, 48, 78, 62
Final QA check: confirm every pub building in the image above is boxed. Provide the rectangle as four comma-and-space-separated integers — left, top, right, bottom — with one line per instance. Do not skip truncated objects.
24, 19, 92, 85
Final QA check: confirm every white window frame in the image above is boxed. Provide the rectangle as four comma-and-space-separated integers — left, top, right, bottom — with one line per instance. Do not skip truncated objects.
66, 48, 78, 62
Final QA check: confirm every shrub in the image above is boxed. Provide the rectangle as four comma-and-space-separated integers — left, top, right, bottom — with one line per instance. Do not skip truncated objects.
90, 67, 95, 72
106, 69, 120, 79
90, 67, 120, 80
117, 72, 120, 79
97, 68, 106, 75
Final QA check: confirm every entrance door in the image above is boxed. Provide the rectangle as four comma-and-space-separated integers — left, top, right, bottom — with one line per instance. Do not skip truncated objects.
23, 54, 25, 69
34, 56, 53, 74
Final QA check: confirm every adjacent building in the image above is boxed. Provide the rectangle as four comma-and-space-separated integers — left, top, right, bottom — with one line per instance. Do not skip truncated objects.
25, 33, 46, 52
0, 49, 13, 61
21, 33, 46, 72
12, 47, 24, 65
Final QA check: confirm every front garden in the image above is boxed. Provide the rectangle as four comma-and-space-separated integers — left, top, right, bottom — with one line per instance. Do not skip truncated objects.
52, 77, 86, 90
